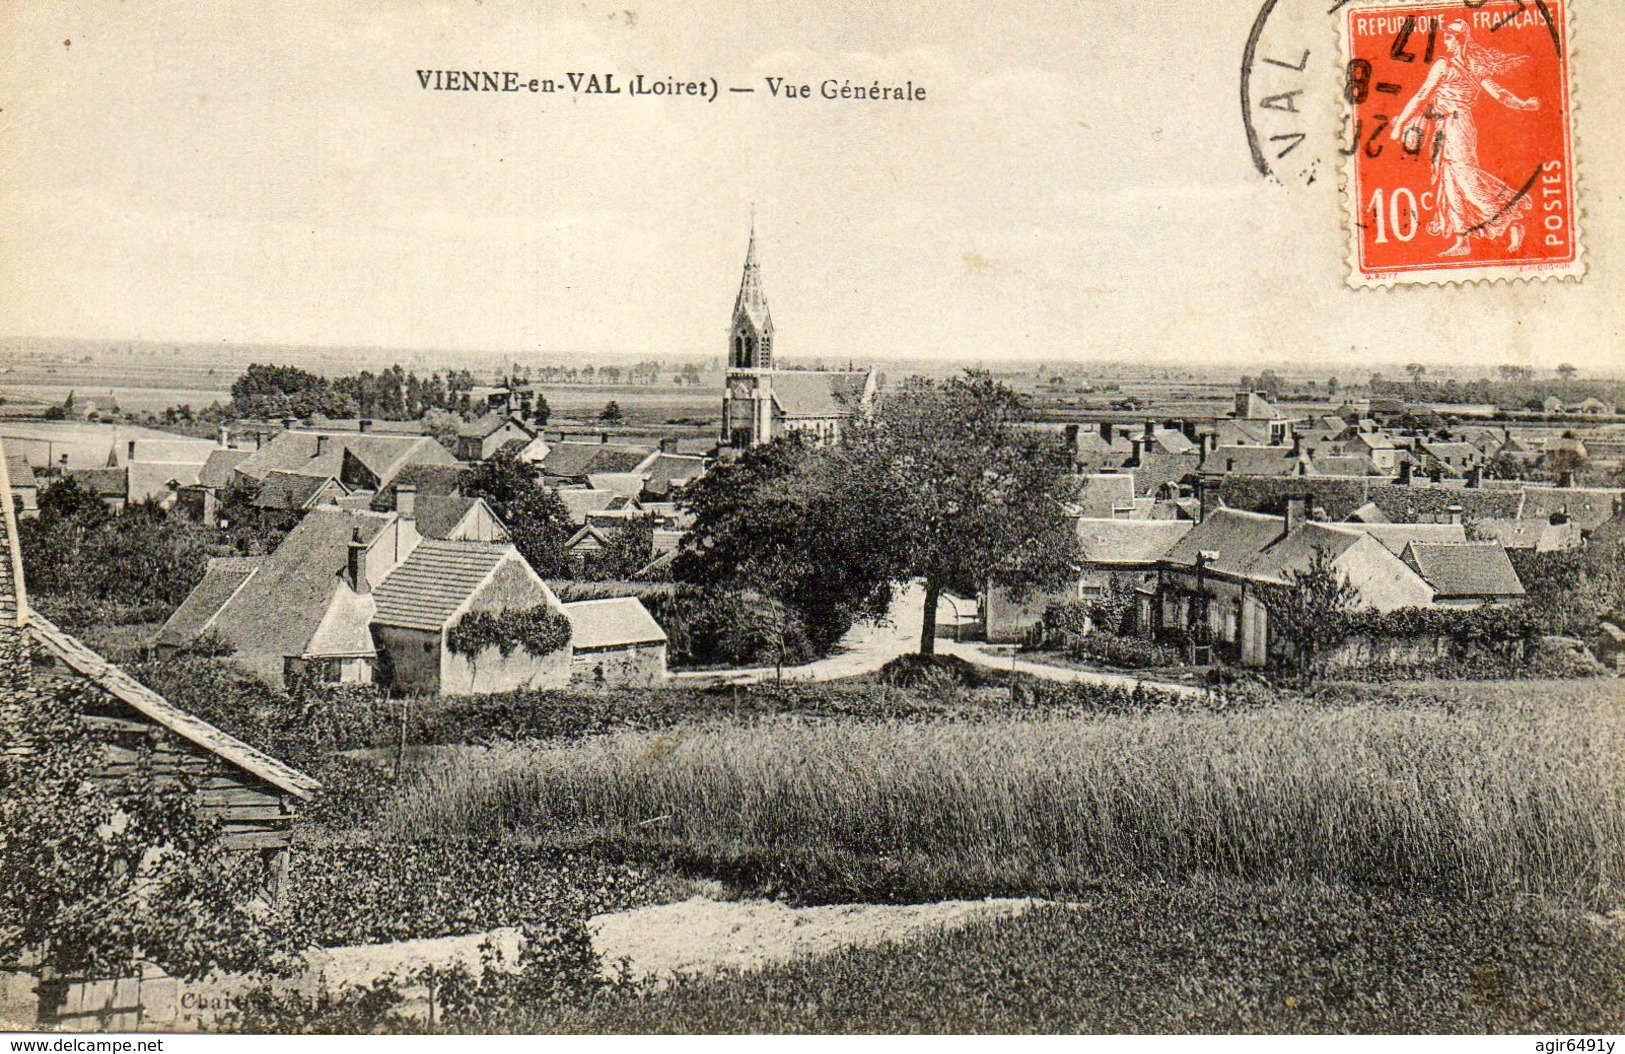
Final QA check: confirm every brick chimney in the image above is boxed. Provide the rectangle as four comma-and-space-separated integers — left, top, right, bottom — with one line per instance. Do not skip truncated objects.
347, 528, 369, 595
217, 424, 231, 448
396, 484, 417, 522
1446, 504, 1464, 525
1099, 421, 1113, 443
358, 418, 374, 433
1284, 494, 1307, 537
1397, 460, 1413, 486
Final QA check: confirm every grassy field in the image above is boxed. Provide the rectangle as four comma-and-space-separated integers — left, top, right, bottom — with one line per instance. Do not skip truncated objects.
541, 880, 1625, 1033
386, 697, 1625, 906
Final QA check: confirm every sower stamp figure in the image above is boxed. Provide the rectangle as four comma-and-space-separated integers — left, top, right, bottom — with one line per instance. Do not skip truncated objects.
1389, 18, 1538, 257
1340, 0, 1580, 287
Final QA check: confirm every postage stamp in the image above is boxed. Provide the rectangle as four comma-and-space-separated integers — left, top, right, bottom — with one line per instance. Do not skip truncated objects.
1340, 0, 1581, 288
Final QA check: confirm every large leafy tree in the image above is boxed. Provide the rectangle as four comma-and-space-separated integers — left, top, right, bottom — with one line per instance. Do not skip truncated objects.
0, 676, 297, 982
837, 371, 1081, 656
463, 449, 573, 578
675, 434, 894, 651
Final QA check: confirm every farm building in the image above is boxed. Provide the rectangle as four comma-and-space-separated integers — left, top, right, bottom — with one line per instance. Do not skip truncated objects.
561, 597, 668, 686
455, 412, 536, 462
158, 500, 665, 694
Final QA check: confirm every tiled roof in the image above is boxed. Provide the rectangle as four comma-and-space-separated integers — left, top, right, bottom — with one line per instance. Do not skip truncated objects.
542, 442, 654, 478
459, 411, 532, 440
29, 612, 319, 799
556, 487, 632, 525
1403, 541, 1525, 598
371, 540, 513, 631
1245, 523, 1365, 585
640, 454, 709, 498
1075, 518, 1193, 565
1343, 522, 1466, 556
206, 508, 393, 659
1164, 508, 1285, 576
412, 496, 479, 540
198, 448, 252, 489
4, 453, 36, 488
67, 467, 127, 497
1518, 487, 1623, 531
233, 432, 456, 486
563, 597, 667, 649
1068, 473, 1136, 518
770, 371, 869, 418
254, 470, 342, 510
156, 557, 262, 649
1207, 445, 1301, 478
1471, 517, 1583, 552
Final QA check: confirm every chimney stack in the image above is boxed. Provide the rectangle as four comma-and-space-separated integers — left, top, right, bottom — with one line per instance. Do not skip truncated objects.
201, 486, 219, 527
347, 528, 369, 595
600, 432, 610, 444
1284, 495, 1307, 536
1397, 460, 1413, 486
316, 435, 330, 456
359, 418, 373, 433
1099, 421, 1113, 443
1465, 466, 1482, 489
1559, 469, 1576, 489
1446, 504, 1463, 525
396, 484, 417, 521
1143, 421, 1156, 442
1063, 424, 1079, 447
1129, 438, 1144, 468
217, 424, 231, 448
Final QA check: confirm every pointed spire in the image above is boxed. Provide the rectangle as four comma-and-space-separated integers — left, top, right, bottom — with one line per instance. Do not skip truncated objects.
733, 216, 772, 334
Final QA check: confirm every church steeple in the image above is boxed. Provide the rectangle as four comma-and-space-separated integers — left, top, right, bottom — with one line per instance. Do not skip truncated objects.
730, 220, 774, 369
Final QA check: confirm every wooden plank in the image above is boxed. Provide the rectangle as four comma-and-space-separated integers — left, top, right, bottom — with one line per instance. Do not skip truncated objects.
197, 786, 283, 808
198, 804, 292, 822
219, 830, 291, 850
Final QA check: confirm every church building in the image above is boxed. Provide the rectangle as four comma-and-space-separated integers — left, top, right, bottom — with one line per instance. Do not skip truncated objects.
720, 226, 878, 448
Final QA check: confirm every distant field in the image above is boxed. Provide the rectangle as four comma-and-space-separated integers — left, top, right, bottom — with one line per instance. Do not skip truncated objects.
538, 385, 720, 428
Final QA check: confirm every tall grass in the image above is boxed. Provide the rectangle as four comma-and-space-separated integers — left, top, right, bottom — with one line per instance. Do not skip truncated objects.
386, 703, 1625, 905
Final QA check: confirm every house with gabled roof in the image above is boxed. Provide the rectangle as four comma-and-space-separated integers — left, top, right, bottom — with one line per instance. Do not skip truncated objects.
1143, 499, 1525, 666
456, 412, 535, 462
159, 495, 664, 693
230, 429, 458, 494
369, 539, 572, 695
561, 598, 668, 686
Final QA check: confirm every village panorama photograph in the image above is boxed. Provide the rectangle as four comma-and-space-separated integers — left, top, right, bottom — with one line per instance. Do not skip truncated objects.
3, 0, 1625, 1040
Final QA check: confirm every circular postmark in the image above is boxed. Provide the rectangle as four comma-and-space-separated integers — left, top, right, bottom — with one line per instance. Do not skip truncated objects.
1240, 0, 1564, 190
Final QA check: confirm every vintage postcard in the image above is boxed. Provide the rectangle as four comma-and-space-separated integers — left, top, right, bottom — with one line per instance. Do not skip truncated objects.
1, 0, 1623, 1041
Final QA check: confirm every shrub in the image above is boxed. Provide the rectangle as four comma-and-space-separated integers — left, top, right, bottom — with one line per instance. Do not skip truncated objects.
446, 605, 572, 661
1064, 631, 1181, 669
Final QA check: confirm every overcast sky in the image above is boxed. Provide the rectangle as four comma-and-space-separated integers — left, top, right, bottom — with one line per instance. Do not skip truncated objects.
1, 0, 1620, 372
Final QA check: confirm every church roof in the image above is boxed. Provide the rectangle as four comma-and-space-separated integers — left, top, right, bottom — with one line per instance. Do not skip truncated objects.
732, 227, 773, 334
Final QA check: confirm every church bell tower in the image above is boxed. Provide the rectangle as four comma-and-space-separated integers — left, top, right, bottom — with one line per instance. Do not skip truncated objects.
722, 222, 777, 447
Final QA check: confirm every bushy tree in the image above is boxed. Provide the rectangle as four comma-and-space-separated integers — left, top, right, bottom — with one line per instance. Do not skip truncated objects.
1258, 547, 1360, 679
836, 371, 1082, 655
0, 676, 298, 982
464, 449, 573, 578
675, 435, 892, 651
584, 516, 655, 581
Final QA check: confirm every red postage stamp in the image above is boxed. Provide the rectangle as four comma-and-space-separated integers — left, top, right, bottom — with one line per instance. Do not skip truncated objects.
1340, 0, 1580, 287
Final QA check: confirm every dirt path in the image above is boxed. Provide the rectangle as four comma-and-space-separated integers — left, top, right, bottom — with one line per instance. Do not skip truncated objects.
588, 896, 1042, 981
